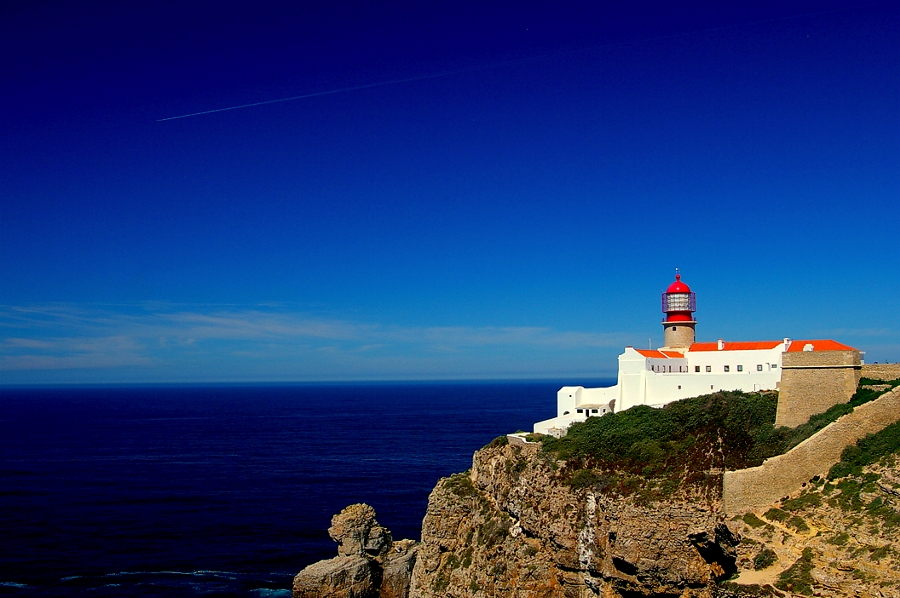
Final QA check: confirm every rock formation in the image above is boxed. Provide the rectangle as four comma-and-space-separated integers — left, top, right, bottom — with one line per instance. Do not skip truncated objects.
293, 503, 418, 598
295, 421, 900, 597
409, 441, 736, 597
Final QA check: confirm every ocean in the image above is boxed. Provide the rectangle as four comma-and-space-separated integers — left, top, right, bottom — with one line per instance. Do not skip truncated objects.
0, 380, 611, 597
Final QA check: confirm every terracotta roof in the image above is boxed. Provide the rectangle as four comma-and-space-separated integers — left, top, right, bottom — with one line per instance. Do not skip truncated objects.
785, 339, 857, 352
635, 349, 668, 358
634, 349, 686, 359
689, 341, 783, 352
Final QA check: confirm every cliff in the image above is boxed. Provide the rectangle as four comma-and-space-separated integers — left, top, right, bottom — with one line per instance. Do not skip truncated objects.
410, 440, 736, 598
296, 436, 900, 597
295, 381, 900, 597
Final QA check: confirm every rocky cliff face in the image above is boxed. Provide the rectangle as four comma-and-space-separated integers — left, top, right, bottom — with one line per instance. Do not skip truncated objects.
295, 437, 900, 597
409, 440, 737, 598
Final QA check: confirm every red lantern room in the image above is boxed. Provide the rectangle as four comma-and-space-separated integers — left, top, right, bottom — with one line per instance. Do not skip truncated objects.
662, 273, 696, 322
661, 271, 697, 349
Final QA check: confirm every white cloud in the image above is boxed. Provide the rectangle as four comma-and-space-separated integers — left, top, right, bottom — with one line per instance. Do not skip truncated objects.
0, 303, 627, 383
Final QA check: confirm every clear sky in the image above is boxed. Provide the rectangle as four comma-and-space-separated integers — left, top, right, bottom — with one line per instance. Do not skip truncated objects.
1, 1, 898, 385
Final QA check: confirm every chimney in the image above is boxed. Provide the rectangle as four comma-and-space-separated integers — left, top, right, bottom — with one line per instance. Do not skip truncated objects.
717, 339, 724, 351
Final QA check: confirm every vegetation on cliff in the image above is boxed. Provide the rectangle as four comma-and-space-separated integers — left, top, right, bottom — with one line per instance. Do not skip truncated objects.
727, 393, 900, 597
529, 380, 900, 499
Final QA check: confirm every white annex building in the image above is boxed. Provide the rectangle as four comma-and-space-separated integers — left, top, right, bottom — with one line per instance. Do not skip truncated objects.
534, 273, 859, 436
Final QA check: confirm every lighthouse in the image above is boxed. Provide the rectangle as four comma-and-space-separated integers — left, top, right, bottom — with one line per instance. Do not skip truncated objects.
532, 270, 861, 437
661, 272, 696, 349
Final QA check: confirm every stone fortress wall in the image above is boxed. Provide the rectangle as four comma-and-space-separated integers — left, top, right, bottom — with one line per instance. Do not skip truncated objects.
723, 384, 900, 516
862, 363, 900, 381
775, 349, 861, 428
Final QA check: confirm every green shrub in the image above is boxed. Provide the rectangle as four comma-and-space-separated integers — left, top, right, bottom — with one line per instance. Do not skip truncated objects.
828, 532, 850, 546
829, 420, 900, 480
782, 493, 822, 511
445, 472, 478, 498
787, 515, 809, 533
540, 391, 780, 479
763, 508, 788, 523
566, 468, 605, 490
753, 547, 778, 570
478, 516, 511, 547
488, 435, 508, 448
776, 548, 815, 595
742, 513, 766, 528
869, 545, 893, 562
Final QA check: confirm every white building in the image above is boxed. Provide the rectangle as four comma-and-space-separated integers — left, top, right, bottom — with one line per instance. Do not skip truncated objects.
534, 273, 857, 436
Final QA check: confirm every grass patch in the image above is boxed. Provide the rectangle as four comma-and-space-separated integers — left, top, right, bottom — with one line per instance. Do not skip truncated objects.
753, 547, 778, 570
776, 547, 815, 595
478, 516, 511, 547
566, 468, 607, 490
782, 492, 821, 511
787, 515, 810, 533
742, 513, 766, 528
829, 420, 900, 480
445, 472, 478, 498
488, 435, 508, 448
763, 507, 788, 523
869, 545, 893, 562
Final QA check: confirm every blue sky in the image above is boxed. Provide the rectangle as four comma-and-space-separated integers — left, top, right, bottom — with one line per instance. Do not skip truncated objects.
1, 1, 898, 384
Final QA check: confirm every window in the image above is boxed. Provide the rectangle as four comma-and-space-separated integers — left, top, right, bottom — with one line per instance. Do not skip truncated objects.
668, 365, 672, 372
757, 364, 763, 371
591, 409, 598, 413
772, 363, 778, 369
576, 409, 583, 413
706, 365, 711, 372
724, 365, 730, 372
737, 365, 743, 372
677, 385, 682, 390
695, 365, 700, 372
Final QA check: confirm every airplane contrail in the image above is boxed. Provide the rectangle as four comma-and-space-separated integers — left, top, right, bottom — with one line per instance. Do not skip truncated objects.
156, 65, 497, 122
157, 3, 854, 122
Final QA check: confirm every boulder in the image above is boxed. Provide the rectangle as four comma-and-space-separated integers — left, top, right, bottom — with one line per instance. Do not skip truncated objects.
293, 555, 378, 598
293, 504, 417, 598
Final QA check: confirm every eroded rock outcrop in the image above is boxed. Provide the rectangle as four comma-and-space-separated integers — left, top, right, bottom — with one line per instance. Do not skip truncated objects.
293, 503, 418, 598
409, 441, 737, 597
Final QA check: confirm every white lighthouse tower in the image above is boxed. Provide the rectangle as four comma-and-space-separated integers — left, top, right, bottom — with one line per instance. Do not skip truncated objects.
661, 271, 696, 349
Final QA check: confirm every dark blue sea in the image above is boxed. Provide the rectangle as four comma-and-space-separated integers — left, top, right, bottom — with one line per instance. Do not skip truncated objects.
0, 380, 611, 597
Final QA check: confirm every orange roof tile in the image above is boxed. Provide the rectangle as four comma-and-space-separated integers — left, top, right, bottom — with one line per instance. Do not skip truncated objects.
689, 341, 782, 352
785, 339, 856, 352
634, 349, 686, 359
635, 349, 667, 358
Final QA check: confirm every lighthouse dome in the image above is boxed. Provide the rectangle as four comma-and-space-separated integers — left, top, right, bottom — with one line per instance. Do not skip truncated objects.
666, 274, 691, 294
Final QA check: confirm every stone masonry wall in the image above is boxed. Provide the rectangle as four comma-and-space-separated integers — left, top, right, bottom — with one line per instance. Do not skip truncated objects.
723, 386, 900, 516
662, 322, 695, 349
775, 349, 861, 428
862, 363, 900, 381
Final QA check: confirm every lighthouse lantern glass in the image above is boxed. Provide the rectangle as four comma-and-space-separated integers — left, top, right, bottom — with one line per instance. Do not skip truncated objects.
663, 292, 696, 312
